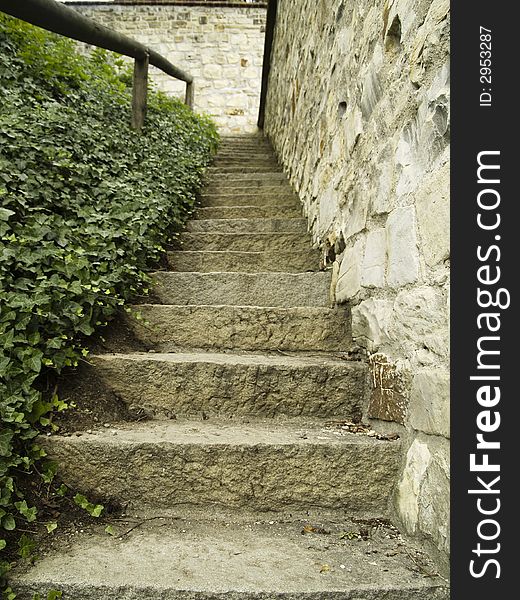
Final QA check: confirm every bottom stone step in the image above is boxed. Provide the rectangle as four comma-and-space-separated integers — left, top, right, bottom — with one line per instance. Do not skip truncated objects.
12, 513, 449, 600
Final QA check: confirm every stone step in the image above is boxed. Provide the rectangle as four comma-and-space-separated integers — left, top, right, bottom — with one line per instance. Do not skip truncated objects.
208, 165, 282, 174
205, 184, 294, 197
124, 304, 351, 353
214, 152, 274, 160
176, 232, 311, 252
83, 351, 367, 419
166, 250, 319, 273
219, 137, 271, 147
39, 418, 401, 514
206, 179, 290, 192
195, 204, 301, 219
201, 192, 298, 207
150, 272, 331, 307
217, 146, 273, 154
186, 217, 307, 234
208, 171, 287, 182
12, 512, 448, 600
212, 157, 278, 164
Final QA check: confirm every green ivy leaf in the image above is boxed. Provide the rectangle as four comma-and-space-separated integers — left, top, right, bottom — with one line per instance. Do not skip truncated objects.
45, 522, 58, 534
18, 533, 37, 558
2, 514, 15, 531
14, 500, 37, 522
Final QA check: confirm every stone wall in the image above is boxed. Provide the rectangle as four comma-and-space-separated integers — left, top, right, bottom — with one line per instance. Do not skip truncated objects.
66, 1, 267, 132
264, 0, 450, 572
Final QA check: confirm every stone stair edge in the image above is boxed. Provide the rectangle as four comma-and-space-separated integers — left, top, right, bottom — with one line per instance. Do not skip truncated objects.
11, 510, 449, 600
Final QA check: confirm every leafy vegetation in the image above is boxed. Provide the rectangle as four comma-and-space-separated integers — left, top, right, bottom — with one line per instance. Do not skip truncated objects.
0, 13, 218, 585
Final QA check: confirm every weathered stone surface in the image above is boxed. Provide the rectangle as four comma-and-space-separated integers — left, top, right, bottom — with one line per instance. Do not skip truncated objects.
201, 192, 299, 207
361, 229, 386, 288
415, 161, 450, 267
150, 271, 332, 307
125, 304, 352, 353
12, 513, 448, 600
367, 354, 409, 425
207, 164, 282, 174
397, 435, 450, 562
211, 158, 280, 167
206, 172, 288, 183
41, 419, 401, 514
345, 107, 364, 155
176, 232, 312, 252
88, 352, 368, 420
186, 217, 308, 234
206, 172, 287, 185
386, 206, 420, 287
73, 6, 267, 132
409, 0, 450, 86
335, 241, 364, 303
214, 151, 274, 159
204, 182, 292, 196
167, 249, 320, 273
390, 287, 449, 359
352, 299, 393, 352
409, 368, 450, 438
195, 204, 301, 220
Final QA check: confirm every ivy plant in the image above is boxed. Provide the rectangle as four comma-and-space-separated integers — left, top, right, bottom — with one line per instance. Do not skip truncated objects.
0, 13, 218, 587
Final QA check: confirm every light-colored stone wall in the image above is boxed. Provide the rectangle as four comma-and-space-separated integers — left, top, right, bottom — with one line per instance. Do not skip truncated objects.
68, 2, 267, 133
264, 0, 450, 572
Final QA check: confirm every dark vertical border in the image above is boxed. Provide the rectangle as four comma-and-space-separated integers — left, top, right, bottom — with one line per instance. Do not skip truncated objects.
257, 0, 277, 129
452, 1, 516, 597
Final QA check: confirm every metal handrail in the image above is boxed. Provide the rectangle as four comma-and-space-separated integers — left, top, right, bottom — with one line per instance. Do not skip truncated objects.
0, 0, 194, 129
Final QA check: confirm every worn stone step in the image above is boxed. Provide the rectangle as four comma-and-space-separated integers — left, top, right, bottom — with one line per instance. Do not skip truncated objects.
207, 171, 286, 182
150, 272, 331, 307
212, 158, 278, 164
83, 351, 367, 420
39, 418, 401, 514
124, 304, 351, 352
176, 232, 311, 252
12, 512, 448, 600
195, 204, 301, 219
201, 192, 298, 207
186, 218, 307, 234
215, 152, 274, 160
166, 250, 319, 273
209, 165, 282, 174
217, 146, 273, 154
206, 178, 290, 192
205, 185, 294, 198
219, 137, 270, 146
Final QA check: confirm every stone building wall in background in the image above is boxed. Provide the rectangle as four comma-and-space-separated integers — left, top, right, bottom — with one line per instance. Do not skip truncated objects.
264, 0, 450, 573
67, 1, 267, 133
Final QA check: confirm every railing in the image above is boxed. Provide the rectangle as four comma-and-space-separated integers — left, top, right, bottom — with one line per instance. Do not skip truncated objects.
0, 0, 194, 130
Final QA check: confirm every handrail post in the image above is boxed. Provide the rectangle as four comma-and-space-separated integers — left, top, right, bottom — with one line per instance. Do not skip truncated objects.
0, 0, 194, 124
132, 52, 149, 131
185, 81, 194, 109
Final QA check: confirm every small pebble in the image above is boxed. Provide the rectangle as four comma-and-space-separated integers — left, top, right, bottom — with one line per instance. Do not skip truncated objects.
104, 423, 110, 428
340, 564, 346, 569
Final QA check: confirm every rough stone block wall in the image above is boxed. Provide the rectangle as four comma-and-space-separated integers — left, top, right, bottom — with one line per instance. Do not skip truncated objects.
264, 0, 450, 572
66, 1, 267, 132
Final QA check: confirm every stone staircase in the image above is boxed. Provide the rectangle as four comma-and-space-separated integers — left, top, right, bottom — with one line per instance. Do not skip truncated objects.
13, 135, 448, 598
